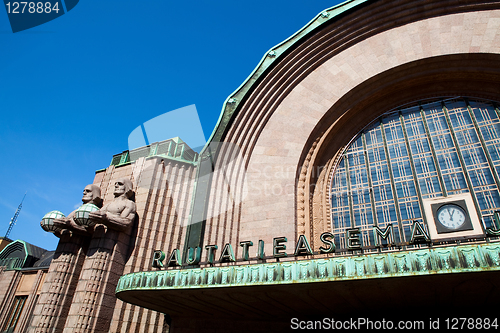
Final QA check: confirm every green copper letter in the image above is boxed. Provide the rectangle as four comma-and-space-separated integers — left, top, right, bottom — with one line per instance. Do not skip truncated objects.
257, 240, 265, 260
205, 245, 218, 264
410, 221, 430, 243
186, 247, 202, 265
273, 237, 287, 258
166, 249, 182, 267
319, 232, 335, 254
373, 224, 395, 247
294, 235, 313, 256
487, 211, 500, 236
219, 243, 236, 262
239, 241, 253, 261
152, 250, 165, 268
346, 228, 361, 249
345, 228, 361, 250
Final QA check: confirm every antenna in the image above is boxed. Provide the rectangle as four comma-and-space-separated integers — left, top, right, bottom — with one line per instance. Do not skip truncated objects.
5, 192, 26, 239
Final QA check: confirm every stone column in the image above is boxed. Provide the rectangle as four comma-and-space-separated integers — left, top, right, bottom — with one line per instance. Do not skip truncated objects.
62, 225, 133, 333
28, 232, 90, 333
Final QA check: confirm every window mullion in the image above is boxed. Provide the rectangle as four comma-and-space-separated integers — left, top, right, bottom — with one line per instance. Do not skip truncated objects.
379, 120, 405, 243
441, 101, 483, 219
465, 99, 500, 194
361, 133, 378, 227
399, 111, 428, 226
420, 106, 447, 197
344, 153, 355, 228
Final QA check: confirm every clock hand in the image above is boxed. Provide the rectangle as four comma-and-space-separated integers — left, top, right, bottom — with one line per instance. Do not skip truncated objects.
448, 208, 455, 221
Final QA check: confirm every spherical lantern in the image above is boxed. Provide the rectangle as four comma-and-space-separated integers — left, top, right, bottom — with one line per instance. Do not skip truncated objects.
74, 203, 100, 227
41, 210, 65, 233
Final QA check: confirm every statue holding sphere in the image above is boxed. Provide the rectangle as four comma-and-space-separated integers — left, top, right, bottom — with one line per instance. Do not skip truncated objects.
41, 184, 103, 235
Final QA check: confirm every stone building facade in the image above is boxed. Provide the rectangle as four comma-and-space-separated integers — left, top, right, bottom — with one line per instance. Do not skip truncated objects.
3, 0, 500, 332
0, 240, 53, 333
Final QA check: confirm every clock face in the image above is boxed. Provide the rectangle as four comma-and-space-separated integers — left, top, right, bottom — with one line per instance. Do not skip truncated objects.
437, 204, 467, 230
425, 195, 483, 239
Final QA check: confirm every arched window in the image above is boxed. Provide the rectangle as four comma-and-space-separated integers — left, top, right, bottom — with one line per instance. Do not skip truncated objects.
331, 98, 500, 250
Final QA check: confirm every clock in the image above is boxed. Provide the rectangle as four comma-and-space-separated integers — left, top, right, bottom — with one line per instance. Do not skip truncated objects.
423, 194, 484, 240
431, 200, 474, 234
436, 204, 467, 230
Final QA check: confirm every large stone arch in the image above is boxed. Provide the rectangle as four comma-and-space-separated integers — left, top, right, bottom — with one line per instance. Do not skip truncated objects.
201, 0, 500, 257
302, 53, 500, 250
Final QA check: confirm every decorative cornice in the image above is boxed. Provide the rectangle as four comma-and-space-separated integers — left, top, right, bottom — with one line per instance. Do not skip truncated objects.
117, 242, 500, 293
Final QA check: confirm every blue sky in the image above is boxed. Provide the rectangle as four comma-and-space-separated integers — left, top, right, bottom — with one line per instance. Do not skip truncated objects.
0, 0, 342, 251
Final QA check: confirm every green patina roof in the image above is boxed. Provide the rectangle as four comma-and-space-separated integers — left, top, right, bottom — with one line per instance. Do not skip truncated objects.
0, 240, 48, 270
101, 137, 198, 172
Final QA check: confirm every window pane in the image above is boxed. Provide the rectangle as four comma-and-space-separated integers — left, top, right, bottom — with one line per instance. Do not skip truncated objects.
330, 98, 500, 249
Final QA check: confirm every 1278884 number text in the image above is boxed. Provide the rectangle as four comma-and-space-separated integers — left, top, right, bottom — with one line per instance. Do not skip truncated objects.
5, 2, 60, 14
445, 318, 498, 330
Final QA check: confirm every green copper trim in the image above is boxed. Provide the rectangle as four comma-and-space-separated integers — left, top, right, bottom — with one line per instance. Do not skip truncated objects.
0, 240, 45, 270
104, 137, 198, 170
116, 242, 500, 293
200, 0, 372, 156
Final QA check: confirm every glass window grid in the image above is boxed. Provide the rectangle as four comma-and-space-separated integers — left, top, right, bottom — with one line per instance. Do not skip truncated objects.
448, 100, 500, 225
330, 98, 500, 251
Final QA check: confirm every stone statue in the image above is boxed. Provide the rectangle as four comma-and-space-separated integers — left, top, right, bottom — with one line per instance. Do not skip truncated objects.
89, 178, 136, 232
53, 184, 103, 235
62, 178, 137, 333
29, 184, 103, 333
